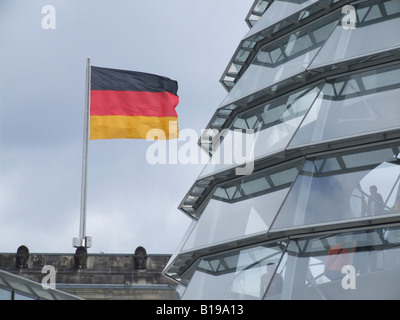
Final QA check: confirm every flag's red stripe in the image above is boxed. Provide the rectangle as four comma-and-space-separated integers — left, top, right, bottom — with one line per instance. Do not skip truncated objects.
90, 90, 179, 117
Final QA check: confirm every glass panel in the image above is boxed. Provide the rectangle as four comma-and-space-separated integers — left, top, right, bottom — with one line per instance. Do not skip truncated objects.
227, 63, 243, 76
14, 292, 36, 300
221, 18, 338, 106
199, 86, 320, 178
384, 0, 400, 15
253, 0, 270, 15
236, 49, 251, 63
29, 285, 57, 300
262, 250, 288, 299
267, 227, 400, 299
183, 162, 301, 251
0, 287, 12, 300
289, 64, 400, 147
181, 242, 287, 300
4, 276, 34, 297
0, 274, 8, 288
246, 0, 270, 27
244, 0, 319, 40
271, 144, 400, 230
163, 220, 197, 278
308, 1, 400, 70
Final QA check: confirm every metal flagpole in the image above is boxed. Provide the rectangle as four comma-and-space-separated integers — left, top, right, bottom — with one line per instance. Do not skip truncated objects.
73, 57, 92, 249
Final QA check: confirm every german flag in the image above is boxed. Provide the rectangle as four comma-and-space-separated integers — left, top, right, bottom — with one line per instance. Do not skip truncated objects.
89, 66, 179, 140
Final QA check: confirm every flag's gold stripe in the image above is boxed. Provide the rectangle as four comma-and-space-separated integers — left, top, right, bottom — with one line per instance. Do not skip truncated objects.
90, 115, 178, 140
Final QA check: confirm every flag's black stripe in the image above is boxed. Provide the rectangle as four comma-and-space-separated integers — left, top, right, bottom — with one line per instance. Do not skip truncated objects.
91, 66, 178, 95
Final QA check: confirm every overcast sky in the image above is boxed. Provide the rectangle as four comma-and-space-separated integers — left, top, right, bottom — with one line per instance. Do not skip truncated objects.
0, 0, 254, 254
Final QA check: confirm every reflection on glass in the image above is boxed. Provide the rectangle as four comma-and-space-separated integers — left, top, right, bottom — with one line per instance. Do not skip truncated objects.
271, 144, 400, 230
184, 162, 301, 251
221, 17, 338, 106
230, 0, 326, 91
308, 0, 400, 69
289, 64, 400, 147
244, 0, 318, 40
0, 287, 12, 300
181, 243, 286, 300
14, 292, 35, 300
266, 227, 400, 300
200, 86, 320, 178
247, 0, 270, 27
163, 220, 197, 279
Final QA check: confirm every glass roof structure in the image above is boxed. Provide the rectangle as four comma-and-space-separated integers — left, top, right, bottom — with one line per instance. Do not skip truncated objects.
165, 0, 400, 300
205, 0, 400, 155
220, 15, 338, 106
308, 2, 400, 70
289, 64, 400, 147
222, 0, 346, 92
176, 226, 400, 300
245, 0, 272, 28
185, 62, 400, 218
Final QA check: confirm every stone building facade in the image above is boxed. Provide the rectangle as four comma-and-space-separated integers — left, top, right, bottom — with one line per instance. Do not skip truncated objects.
0, 246, 176, 300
